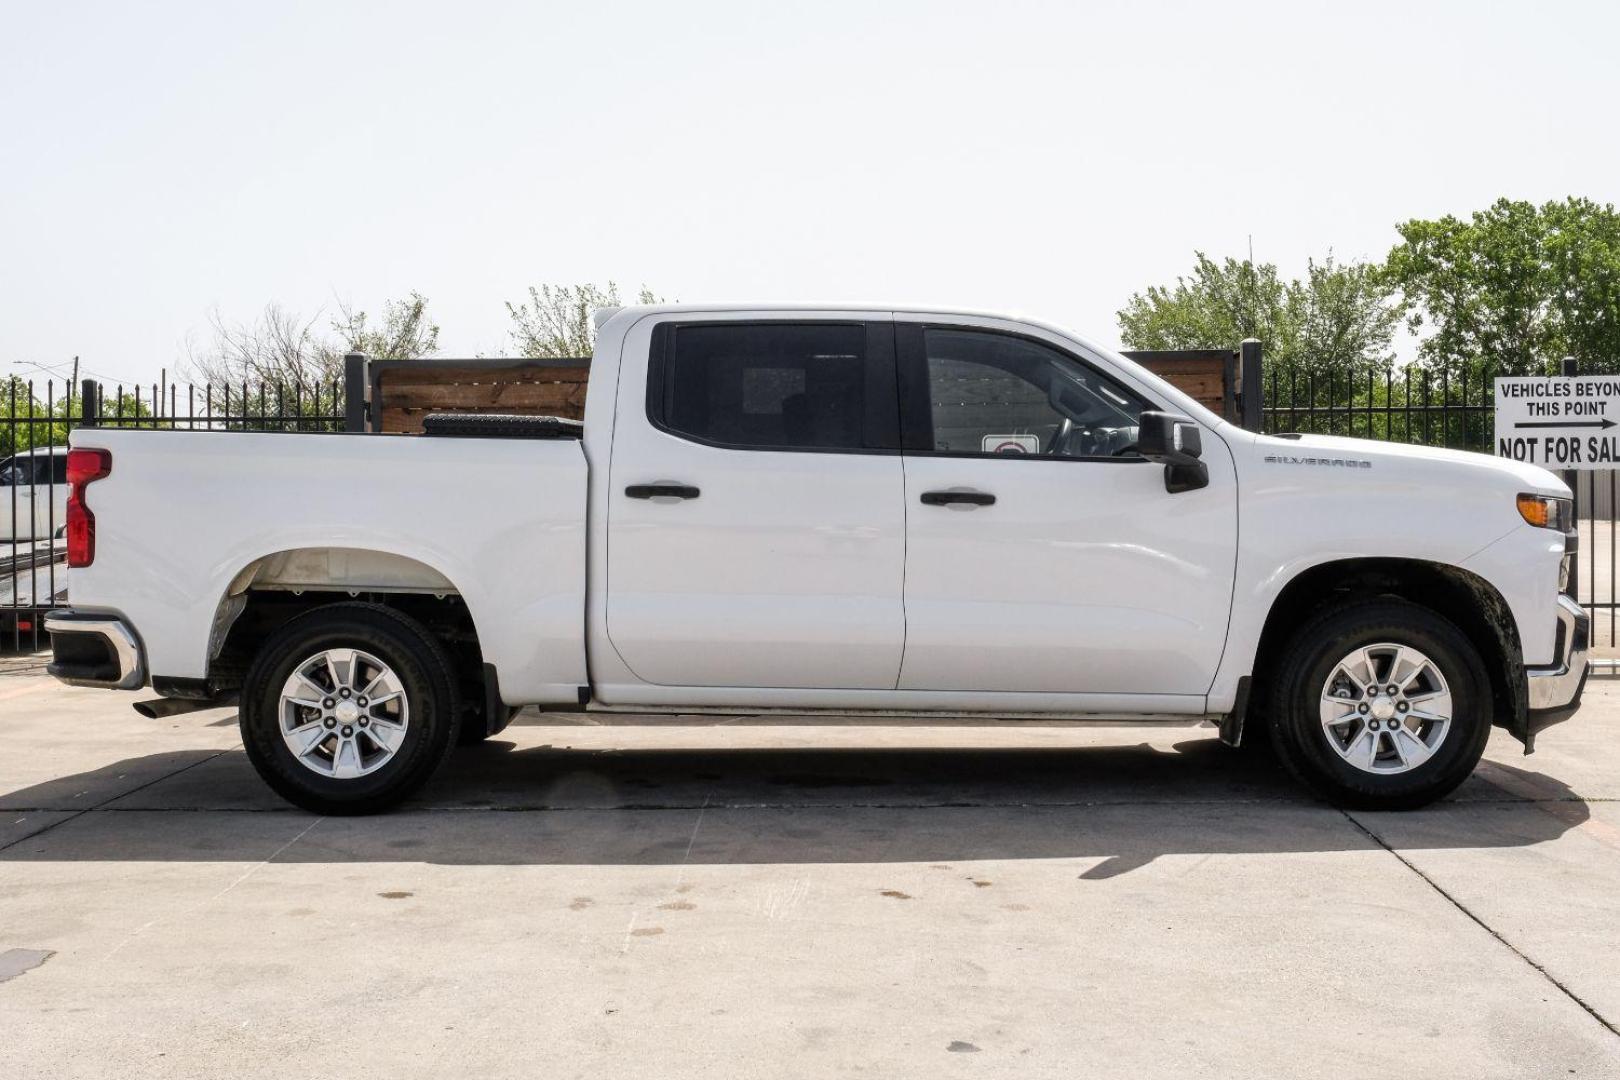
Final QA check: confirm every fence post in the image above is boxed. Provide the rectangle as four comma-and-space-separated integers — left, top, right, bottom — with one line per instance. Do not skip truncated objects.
79, 379, 97, 429
1561, 355, 1578, 599
1238, 339, 1263, 431
344, 352, 369, 433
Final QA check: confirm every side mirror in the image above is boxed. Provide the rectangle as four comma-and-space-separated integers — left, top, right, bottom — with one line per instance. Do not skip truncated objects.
1135, 411, 1208, 493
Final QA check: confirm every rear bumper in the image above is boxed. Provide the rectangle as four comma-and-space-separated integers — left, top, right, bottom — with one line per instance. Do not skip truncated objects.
44, 610, 146, 690
1524, 594, 1589, 736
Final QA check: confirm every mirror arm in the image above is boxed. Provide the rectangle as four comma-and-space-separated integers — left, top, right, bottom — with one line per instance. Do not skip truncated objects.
1163, 461, 1209, 494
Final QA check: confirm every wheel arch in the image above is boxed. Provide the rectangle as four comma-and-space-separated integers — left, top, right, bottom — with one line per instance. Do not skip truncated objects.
1248, 557, 1525, 739
202, 546, 491, 701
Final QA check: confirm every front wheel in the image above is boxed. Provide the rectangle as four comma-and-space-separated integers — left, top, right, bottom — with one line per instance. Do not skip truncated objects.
1267, 599, 1492, 810
240, 603, 460, 815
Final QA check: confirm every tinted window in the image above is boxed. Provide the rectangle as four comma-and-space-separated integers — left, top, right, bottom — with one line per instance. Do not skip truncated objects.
50, 454, 68, 484
659, 323, 877, 451
0, 456, 37, 486
922, 329, 1149, 458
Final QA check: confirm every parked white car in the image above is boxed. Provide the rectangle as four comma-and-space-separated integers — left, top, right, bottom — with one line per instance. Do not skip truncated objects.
0, 446, 68, 541
45, 305, 1588, 814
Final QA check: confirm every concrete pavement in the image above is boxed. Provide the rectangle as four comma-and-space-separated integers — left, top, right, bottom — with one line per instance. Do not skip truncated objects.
2, 657, 1619, 1078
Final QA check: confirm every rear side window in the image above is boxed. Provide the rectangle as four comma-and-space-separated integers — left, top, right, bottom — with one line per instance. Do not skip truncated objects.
651, 322, 896, 452
50, 454, 68, 484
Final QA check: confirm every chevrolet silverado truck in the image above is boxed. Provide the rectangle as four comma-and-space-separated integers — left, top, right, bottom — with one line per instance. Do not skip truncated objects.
45, 305, 1588, 814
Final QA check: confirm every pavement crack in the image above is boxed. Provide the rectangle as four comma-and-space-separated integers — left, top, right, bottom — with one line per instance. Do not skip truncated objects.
1342, 809, 1620, 1041
624, 791, 712, 953
102, 814, 323, 961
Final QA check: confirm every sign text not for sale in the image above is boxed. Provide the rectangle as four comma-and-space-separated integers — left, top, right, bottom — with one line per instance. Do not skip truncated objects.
1495, 376, 1620, 470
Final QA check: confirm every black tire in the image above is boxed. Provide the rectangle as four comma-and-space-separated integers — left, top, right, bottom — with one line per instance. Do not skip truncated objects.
1231, 714, 1274, 758
1267, 599, 1491, 810
239, 603, 460, 815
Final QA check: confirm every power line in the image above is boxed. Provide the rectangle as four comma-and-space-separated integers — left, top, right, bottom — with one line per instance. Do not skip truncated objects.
10, 358, 132, 383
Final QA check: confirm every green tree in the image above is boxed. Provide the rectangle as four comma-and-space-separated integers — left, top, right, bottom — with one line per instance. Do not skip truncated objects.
505, 282, 660, 358
1297, 258, 1403, 377
1383, 197, 1620, 377
1117, 252, 1399, 379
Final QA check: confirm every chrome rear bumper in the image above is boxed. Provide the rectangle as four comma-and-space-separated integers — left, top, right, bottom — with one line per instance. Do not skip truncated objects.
44, 611, 146, 690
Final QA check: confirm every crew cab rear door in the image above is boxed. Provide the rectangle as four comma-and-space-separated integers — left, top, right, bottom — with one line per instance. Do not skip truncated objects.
893, 318, 1238, 699
604, 315, 907, 689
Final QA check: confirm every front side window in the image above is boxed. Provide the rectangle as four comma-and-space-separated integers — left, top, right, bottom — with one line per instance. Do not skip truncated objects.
920, 328, 1149, 458
655, 322, 889, 451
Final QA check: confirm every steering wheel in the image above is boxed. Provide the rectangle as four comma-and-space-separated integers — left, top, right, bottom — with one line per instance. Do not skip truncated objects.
1109, 423, 1144, 457
1048, 417, 1075, 456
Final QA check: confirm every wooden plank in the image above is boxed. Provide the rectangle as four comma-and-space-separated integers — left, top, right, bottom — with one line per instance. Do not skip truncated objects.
382, 382, 587, 410
374, 360, 594, 432
1132, 354, 1229, 413
378, 364, 590, 388
1135, 355, 1224, 377
1155, 372, 1224, 400
381, 401, 589, 433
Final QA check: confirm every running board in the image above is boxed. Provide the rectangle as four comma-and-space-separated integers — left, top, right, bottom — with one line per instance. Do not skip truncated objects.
565, 704, 1220, 727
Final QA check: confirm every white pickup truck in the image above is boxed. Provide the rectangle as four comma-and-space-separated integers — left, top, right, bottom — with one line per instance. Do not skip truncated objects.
45, 305, 1588, 814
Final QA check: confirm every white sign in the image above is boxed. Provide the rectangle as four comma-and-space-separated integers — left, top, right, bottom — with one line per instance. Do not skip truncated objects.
1495, 376, 1620, 470
983, 434, 1040, 455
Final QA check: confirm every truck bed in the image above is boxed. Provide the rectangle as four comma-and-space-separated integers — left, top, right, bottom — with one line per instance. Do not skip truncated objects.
67, 428, 589, 704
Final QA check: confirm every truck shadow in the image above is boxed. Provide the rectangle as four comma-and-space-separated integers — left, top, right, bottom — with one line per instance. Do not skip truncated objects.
0, 735, 1594, 874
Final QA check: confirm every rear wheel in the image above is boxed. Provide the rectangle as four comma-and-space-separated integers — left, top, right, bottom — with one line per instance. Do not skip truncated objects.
240, 603, 459, 814
1267, 599, 1491, 810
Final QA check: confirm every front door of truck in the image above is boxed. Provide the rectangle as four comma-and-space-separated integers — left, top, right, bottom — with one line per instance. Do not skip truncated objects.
606, 317, 907, 689
894, 319, 1238, 698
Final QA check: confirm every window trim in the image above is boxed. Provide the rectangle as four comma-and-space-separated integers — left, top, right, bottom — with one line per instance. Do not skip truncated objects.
644, 319, 903, 456
896, 322, 1161, 464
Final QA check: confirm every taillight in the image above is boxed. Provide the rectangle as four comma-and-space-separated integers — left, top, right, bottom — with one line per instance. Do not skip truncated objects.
66, 448, 112, 568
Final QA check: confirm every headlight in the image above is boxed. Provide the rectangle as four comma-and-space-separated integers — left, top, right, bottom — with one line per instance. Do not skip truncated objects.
1517, 493, 1574, 531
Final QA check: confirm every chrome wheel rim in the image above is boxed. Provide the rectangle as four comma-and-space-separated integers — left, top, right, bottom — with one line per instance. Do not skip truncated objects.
279, 648, 409, 779
1319, 643, 1452, 775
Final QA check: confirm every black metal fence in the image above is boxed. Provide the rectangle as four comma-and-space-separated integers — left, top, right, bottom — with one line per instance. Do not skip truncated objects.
2, 373, 352, 653
1260, 365, 1501, 452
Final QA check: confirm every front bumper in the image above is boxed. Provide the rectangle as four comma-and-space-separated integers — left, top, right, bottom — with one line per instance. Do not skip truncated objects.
1524, 594, 1589, 738
44, 610, 146, 690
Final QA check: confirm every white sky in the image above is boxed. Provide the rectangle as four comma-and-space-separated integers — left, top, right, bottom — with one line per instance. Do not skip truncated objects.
3, 0, 1617, 385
